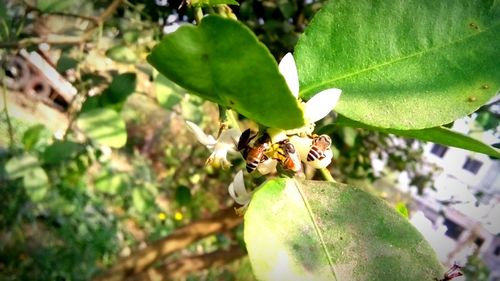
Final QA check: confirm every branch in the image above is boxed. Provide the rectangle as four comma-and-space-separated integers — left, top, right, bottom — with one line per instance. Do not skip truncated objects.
92, 206, 243, 281
129, 245, 246, 281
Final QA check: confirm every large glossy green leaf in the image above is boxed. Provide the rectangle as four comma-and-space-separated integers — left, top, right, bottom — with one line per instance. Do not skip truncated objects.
245, 179, 443, 281
148, 15, 305, 129
295, 0, 500, 129
335, 115, 500, 158
76, 108, 127, 148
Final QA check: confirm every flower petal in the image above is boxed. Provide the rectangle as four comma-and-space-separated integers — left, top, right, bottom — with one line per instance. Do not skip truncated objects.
304, 88, 342, 123
228, 170, 252, 205
289, 135, 313, 163
218, 128, 241, 150
257, 158, 278, 175
278, 53, 299, 99
186, 121, 217, 147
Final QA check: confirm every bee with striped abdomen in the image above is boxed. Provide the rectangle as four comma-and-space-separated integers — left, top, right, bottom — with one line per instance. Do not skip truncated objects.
237, 129, 271, 173
307, 134, 332, 162
275, 139, 302, 173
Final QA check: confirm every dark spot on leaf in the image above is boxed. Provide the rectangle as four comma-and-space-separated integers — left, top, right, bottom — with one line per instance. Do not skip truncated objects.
481, 84, 490, 90
468, 22, 479, 30
468, 96, 477, 102
340, 236, 343, 240
229, 100, 235, 106
201, 53, 209, 60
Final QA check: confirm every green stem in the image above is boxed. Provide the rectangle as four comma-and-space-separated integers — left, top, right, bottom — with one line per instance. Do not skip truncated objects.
194, 7, 203, 25
1, 70, 15, 150
319, 168, 336, 183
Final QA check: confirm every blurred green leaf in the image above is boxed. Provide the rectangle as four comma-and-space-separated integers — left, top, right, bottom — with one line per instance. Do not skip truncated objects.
104, 73, 137, 105
0, 1, 10, 40
155, 73, 183, 110
76, 108, 127, 148
5, 154, 39, 179
336, 115, 500, 158
43, 141, 83, 164
36, 0, 74, 12
278, 0, 297, 18
245, 179, 443, 280
191, 0, 239, 8
296, 0, 500, 129
123, 30, 140, 44
132, 188, 153, 213
105, 45, 137, 64
94, 172, 128, 195
22, 124, 50, 151
175, 185, 192, 206
475, 111, 499, 131
148, 15, 305, 129
395, 202, 409, 219
23, 167, 49, 202
82, 73, 137, 112
56, 56, 78, 73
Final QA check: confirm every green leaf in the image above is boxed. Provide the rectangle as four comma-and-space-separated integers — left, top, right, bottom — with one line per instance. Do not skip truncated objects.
296, 0, 500, 129
22, 124, 51, 151
56, 56, 78, 73
106, 45, 138, 64
0, 1, 11, 40
475, 111, 499, 131
76, 108, 127, 148
82, 73, 137, 112
155, 73, 183, 110
5, 154, 39, 179
132, 188, 153, 213
23, 167, 49, 202
175, 185, 192, 206
191, 0, 239, 8
43, 141, 83, 164
36, 0, 74, 12
148, 15, 305, 129
104, 73, 137, 105
336, 115, 500, 158
245, 179, 443, 281
123, 30, 140, 44
94, 172, 128, 195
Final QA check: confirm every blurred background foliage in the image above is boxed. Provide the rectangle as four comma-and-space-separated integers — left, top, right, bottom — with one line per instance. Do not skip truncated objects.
0, 0, 490, 280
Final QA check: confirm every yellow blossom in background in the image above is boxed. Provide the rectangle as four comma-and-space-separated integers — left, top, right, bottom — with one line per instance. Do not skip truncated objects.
174, 211, 183, 221
157, 212, 167, 221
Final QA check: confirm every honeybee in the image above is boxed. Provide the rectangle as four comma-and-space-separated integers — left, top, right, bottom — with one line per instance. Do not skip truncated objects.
275, 139, 302, 173
307, 134, 332, 162
238, 129, 271, 173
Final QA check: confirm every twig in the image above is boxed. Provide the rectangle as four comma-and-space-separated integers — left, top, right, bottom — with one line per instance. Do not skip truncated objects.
0, 0, 124, 49
320, 167, 336, 183
129, 244, 246, 281
1, 70, 15, 150
92, 206, 242, 281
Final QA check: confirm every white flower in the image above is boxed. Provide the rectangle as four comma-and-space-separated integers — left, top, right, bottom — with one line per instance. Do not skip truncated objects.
264, 53, 340, 169
186, 121, 240, 169
279, 53, 342, 135
228, 170, 252, 208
